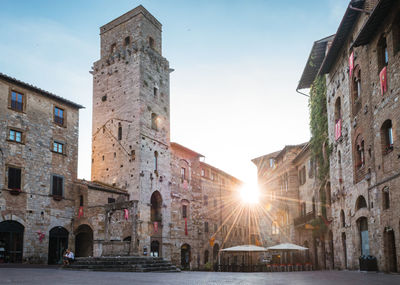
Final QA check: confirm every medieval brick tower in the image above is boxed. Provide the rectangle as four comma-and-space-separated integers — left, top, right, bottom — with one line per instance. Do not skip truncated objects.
91, 5, 172, 258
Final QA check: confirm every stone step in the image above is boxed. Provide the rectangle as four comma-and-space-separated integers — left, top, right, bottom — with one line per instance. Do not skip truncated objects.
65, 256, 180, 273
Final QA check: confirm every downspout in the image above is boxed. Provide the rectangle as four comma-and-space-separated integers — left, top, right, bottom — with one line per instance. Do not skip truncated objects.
296, 88, 310, 98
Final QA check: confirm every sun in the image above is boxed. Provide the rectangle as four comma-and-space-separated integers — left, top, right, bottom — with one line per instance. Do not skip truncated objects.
239, 183, 260, 204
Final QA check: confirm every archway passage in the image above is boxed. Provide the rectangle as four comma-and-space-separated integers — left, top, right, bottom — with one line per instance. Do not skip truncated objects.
151, 240, 160, 257
181, 244, 191, 270
150, 191, 162, 222
75, 225, 93, 257
0, 221, 24, 263
48, 226, 69, 264
384, 229, 397, 272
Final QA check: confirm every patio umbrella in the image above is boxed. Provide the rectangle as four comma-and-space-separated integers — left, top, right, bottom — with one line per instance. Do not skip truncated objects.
266, 243, 308, 251
220, 245, 269, 252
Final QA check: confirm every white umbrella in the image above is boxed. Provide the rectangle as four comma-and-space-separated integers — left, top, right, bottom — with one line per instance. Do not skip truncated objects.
220, 245, 268, 252
267, 243, 308, 251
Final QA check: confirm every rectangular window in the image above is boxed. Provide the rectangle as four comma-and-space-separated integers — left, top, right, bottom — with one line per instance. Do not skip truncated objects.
182, 205, 187, 218
8, 167, 21, 190
79, 195, 84, 206
181, 167, 186, 180
54, 107, 64, 126
10, 91, 24, 111
204, 195, 208, 206
53, 141, 64, 154
8, 129, 22, 143
201, 169, 205, 177
108, 197, 116, 204
204, 221, 209, 233
52, 175, 63, 197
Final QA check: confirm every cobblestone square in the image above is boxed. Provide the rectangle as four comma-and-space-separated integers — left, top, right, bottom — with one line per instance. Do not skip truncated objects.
0, 268, 399, 285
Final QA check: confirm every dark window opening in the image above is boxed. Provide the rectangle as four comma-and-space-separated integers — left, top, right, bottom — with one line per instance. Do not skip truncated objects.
52, 175, 63, 197
182, 205, 187, 218
153, 87, 158, 97
124, 36, 130, 46
378, 36, 388, 71
151, 113, 158, 130
110, 43, 116, 54
118, 123, 122, 140
149, 37, 154, 48
204, 221, 209, 233
355, 136, 365, 170
154, 151, 158, 172
79, 195, 84, 206
181, 167, 186, 181
108, 198, 116, 204
10, 91, 23, 111
340, 210, 345, 228
383, 187, 390, 210
356, 195, 367, 211
8, 167, 21, 190
381, 120, 393, 154
203, 195, 208, 206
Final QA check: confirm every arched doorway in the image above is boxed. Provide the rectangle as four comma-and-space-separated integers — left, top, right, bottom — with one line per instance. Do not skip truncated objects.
384, 228, 397, 272
181, 244, 191, 270
213, 243, 220, 271
150, 191, 162, 222
151, 240, 160, 257
48, 226, 69, 264
75, 225, 93, 257
0, 221, 24, 263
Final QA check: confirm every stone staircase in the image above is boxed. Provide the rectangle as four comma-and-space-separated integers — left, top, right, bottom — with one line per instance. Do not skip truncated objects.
65, 256, 180, 272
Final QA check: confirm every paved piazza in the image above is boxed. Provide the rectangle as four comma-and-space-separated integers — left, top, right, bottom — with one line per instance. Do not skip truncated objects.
0, 269, 399, 285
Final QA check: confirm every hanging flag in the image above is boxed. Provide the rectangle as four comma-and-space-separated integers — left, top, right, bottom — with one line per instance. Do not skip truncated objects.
379, 66, 387, 95
209, 236, 215, 247
154, 221, 158, 233
124, 209, 129, 220
184, 217, 188, 235
255, 237, 262, 246
78, 206, 84, 218
349, 51, 354, 78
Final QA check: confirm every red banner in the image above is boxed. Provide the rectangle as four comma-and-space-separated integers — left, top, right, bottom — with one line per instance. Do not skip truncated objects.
124, 209, 129, 220
335, 119, 342, 141
78, 206, 84, 218
349, 51, 354, 78
380, 66, 387, 95
154, 222, 158, 233
184, 218, 188, 236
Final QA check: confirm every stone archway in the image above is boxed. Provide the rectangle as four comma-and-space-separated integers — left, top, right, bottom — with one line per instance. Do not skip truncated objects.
181, 244, 191, 270
150, 191, 162, 223
48, 226, 69, 264
0, 220, 24, 263
150, 240, 160, 257
75, 224, 93, 257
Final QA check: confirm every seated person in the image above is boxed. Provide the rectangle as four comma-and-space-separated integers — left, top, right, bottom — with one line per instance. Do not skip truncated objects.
63, 249, 75, 265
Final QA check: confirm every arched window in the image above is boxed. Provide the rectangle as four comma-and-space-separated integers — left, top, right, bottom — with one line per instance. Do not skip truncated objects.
335, 97, 342, 122
149, 37, 155, 49
154, 151, 158, 172
377, 35, 388, 71
118, 122, 122, 140
355, 134, 365, 170
355, 195, 367, 211
381, 120, 393, 154
382, 186, 390, 210
340, 210, 345, 228
150, 191, 162, 222
151, 113, 158, 130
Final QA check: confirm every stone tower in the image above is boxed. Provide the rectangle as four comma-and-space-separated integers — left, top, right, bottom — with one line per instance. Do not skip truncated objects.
91, 5, 172, 258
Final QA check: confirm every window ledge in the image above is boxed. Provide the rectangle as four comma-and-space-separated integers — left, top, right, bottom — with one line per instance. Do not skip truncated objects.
8, 188, 22, 195
8, 107, 25, 114
52, 195, 63, 201
51, 150, 66, 156
7, 139, 25, 145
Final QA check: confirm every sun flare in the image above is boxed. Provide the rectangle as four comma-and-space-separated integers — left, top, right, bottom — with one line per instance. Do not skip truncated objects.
239, 183, 260, 204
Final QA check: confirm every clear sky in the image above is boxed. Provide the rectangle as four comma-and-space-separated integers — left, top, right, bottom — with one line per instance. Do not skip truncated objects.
0, 0, 348, 187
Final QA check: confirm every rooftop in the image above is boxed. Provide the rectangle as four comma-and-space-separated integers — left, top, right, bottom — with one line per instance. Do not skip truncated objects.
0, 72, 84, 109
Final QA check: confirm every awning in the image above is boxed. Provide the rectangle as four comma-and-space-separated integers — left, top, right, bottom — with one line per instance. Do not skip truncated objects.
220, 245, 268, 252
267, 243, 308, 251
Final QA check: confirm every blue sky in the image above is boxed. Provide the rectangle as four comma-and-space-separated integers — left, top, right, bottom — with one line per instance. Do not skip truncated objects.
0, 0, 348, 185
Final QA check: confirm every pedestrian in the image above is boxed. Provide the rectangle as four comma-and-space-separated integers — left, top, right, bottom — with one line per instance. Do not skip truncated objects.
63, 249, 75, 265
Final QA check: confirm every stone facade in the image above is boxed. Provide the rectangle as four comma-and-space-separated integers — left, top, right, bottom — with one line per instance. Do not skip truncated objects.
0, 73, 82, 264
298, 0, 400, 272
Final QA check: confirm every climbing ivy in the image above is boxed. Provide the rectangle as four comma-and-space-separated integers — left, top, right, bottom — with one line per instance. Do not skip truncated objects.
309, 75, 331, 182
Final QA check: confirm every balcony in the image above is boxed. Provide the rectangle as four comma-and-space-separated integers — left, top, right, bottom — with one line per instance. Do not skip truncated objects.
294, 211, 315, 227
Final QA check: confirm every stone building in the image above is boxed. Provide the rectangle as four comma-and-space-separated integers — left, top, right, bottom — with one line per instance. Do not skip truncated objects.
0, 72, 83, 264
298, 0, 400, 272
252, 143, 334, 269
